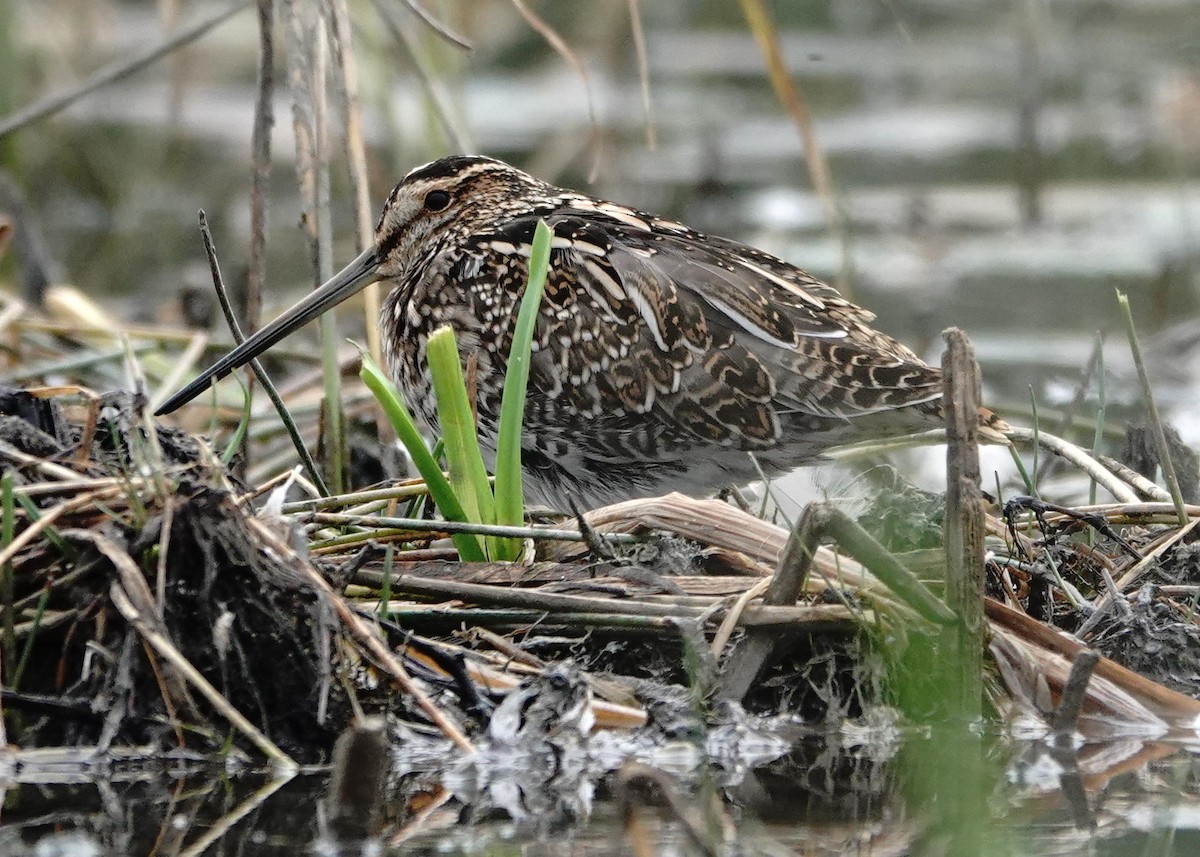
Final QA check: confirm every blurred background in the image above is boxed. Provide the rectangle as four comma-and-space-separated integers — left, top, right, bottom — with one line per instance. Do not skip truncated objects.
2, 0, 1199, 500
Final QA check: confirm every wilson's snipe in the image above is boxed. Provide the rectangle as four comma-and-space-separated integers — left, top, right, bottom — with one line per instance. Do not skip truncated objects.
159, 156, 987, 508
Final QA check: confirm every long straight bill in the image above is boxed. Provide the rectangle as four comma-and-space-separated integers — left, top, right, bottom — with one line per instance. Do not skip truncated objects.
155, 248, 381, 415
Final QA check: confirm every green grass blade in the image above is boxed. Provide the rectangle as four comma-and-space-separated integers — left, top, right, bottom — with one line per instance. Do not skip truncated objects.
221, 375, 253, 466
1089, 332, 1106, 510
16, 496, 71, 557
13, 583, 50, 689
359, 353, 486, 562
493, 219, 552, 558
377, 543, 394, 619
1008, 444, 1036, 497
1118, 290, 1188, 525
427, 325, 496, 534
1028, 385, 1039, 493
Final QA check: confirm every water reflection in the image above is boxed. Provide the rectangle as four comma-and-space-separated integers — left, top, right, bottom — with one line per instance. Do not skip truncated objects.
7, 728, 1200, 855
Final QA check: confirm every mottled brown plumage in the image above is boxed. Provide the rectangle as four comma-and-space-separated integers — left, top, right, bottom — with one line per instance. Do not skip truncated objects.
160, 156, 972, 508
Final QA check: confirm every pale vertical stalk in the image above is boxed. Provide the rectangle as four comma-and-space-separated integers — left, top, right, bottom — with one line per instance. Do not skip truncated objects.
326, 0, 382, 367
282, 0, 344, 492
626, 0, 655, 149
314, 21, 346, 494
737, 0, 849, 292
1117, 291, 1187, 525
242, 0, 275, 475
370, 0, 473, 153
1028, 385, 1039, 494
1089, 333, 1106, 511
942, 328, 985, 721
247, 0, 274, 336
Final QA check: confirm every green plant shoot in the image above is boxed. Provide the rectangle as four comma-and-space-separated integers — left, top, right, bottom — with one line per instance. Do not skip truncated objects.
427, 325, 496, 544
494, 219, 553, 543
358, 219, 552, 563
358, 353, 486, 562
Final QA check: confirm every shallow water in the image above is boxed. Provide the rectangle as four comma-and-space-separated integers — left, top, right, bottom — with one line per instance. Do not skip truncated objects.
6, 728, 1200, 856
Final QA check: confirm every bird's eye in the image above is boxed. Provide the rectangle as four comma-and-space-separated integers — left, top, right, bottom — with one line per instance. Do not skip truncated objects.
423, 190, 451, 212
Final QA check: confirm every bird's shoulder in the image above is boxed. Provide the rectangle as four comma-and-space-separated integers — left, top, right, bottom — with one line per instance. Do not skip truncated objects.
435, 195, 941, 444
457, 195, 913, 358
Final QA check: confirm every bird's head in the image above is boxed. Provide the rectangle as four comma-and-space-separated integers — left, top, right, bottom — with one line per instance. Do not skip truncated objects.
155, 154, 538, 415
372, 155, 544, 280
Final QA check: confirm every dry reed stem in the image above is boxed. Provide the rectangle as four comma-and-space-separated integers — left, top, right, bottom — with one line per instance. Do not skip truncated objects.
1037, 502, 1200, 524
1096, 454, 1169, 501
13, 477, 135, 498
280, 478, 433, 512
0, 439, 94, 482
281, 0, 345, 492
154, 497, 175, 616
1118, 291, 1188, 524
1007, 427, 1142, 503
149, 333, 210, 415
1113, 516, 1200, 592
555, 492, 1199, 726
0, 488, 119, 569
397, 0, 472, 49
718, 502, 825, 701
0, 1, 253, 139
326, 0, 382, 368
370, 0, 474, 152
562, 494, 900, 610
15, 318, 214, 344
986, 598, 1200, 722
708, 577, 770, 658
989, 627, 1158, 732
379, 572, 758, 620
510, 0, 602, 180
247, 0, 275, 340
626, 0, 655, 149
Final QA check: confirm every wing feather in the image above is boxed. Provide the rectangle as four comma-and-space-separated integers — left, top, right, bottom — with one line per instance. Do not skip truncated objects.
464, 211, 943, 451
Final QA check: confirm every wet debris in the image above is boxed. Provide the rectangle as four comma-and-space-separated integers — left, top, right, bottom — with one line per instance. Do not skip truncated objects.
1090, 584, 1200, 697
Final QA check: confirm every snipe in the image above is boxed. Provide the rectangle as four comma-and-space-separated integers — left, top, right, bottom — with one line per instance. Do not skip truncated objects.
159, 156, 992, 508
